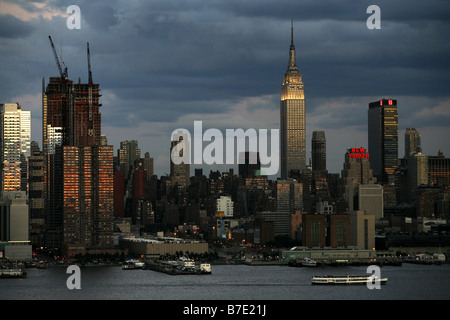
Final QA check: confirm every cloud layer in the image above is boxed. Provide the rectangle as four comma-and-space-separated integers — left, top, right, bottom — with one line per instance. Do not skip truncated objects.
1, 0, 449, 176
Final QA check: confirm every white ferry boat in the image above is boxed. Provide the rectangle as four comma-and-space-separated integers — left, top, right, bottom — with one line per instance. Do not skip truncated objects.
311, 274, 388, 285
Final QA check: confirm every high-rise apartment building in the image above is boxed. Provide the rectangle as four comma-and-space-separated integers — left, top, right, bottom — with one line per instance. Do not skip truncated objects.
368, 99, 398, 184
0, 103, 31, 192
405, 128, 421, 158
311, 131, 326, 173
280, 19, 306, 179
62, 145, 114, 252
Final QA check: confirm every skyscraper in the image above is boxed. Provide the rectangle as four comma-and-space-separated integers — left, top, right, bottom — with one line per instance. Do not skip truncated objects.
118, 140, 141, 177
368, 99, 398, 184
341, 147, 375, 212
280, 19, 306, 179
170, 131, 190, 188
408, 152, 428, 202
311, 131, 326, 173
43, 39, 115, 256
0, 103, 31, 192
405, 128, 422, 158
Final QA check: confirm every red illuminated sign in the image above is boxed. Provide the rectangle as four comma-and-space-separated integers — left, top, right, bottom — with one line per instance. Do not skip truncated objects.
388, 100, 393, 105
349, 148, 369, 158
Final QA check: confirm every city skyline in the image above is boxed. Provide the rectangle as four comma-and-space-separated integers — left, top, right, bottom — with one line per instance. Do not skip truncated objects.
0, 1, 449, 177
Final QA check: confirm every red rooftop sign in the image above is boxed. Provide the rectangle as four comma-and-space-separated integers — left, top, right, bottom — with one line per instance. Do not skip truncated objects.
349, 148, 369, 158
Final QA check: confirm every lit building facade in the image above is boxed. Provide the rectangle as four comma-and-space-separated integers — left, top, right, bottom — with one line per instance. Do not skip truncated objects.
0, 103, 31, 192
368, 99, 398, 184
280, 20, 306, 179
62, 145, 114, 251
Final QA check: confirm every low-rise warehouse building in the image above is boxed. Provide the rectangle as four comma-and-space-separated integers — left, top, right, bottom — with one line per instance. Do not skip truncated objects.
119, 236, 209, 257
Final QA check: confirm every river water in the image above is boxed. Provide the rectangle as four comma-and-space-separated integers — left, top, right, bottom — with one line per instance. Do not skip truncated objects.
1, 263, 449, 301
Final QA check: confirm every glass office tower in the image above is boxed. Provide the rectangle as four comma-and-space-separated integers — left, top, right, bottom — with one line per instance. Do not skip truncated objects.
368, 99, 398, 184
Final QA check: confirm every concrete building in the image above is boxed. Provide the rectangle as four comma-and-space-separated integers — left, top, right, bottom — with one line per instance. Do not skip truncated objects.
358, 183, 383, 221
350, 210, 375, 250
0, 192, 29, 242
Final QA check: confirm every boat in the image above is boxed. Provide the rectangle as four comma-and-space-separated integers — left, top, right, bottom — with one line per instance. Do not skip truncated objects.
311, 274, 388, 285
302, 257, 317, 267
0, 268, 27, 278
122, 259, 145, 270
200, 263, 211, 274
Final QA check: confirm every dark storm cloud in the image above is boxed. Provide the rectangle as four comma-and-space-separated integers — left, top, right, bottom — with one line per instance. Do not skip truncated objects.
0, 0, 449, 175
0, 14, 34, 38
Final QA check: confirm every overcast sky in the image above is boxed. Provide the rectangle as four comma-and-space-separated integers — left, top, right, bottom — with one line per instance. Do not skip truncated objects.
1, 0, 449, 177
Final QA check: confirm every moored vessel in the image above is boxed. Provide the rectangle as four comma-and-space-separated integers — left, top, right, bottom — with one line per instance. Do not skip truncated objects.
302, 257, 317, 267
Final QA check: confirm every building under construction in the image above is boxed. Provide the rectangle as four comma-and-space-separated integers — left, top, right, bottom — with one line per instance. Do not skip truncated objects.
43, 36, 115, 257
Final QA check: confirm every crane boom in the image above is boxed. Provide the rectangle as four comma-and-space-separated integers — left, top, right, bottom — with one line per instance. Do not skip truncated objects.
48, 36, 63, 78
87, 42, 93, 84
48, 35, 68, 79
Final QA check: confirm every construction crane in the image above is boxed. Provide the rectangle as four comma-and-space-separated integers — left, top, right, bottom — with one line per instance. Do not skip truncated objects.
87, 42, 93, 84
48, 35, 68, 79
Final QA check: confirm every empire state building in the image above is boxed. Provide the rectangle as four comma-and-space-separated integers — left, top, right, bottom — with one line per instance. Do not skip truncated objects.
280, 19, 305, 179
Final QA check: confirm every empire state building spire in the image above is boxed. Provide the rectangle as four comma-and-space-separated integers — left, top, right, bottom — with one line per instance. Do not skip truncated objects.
288, 17, 297, 70
280, 18, 306, 179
